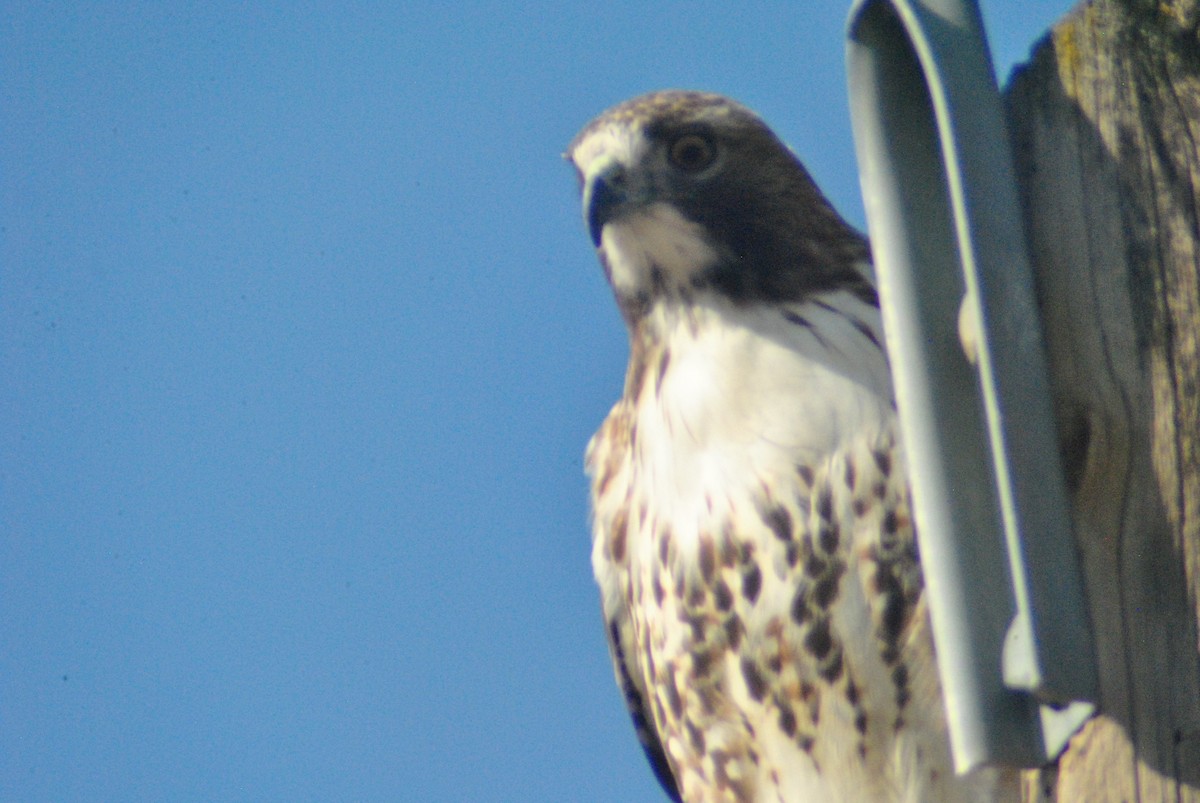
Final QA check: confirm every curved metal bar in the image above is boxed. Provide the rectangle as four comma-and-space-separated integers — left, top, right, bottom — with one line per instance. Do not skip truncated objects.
846, 0, 1096, 772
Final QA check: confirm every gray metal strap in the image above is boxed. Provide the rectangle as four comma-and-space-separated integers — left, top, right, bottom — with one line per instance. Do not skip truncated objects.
845, 0, 1097, 772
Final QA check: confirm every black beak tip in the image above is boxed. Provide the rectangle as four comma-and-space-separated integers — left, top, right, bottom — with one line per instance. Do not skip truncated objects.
587, 210, 605, 247
585, 174, 622, 248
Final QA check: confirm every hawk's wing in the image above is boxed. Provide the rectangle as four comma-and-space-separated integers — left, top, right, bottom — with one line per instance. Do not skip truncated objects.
605, 612, 682, 802
588, 406, 682, 802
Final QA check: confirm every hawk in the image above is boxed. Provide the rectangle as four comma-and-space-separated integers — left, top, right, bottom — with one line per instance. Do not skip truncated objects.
567, 91, 1017, 802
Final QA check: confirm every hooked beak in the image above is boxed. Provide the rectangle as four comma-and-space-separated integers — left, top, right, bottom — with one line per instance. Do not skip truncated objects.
582, 161, 631, 247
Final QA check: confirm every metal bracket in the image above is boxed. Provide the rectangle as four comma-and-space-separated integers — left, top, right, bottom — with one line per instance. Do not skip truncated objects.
845, 0, 1097, 772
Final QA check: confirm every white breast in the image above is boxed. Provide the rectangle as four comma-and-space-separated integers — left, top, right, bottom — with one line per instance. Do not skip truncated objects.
635, 292, 893, 534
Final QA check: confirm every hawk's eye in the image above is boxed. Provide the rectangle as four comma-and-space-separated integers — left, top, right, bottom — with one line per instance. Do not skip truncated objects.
668, 134, 717, 172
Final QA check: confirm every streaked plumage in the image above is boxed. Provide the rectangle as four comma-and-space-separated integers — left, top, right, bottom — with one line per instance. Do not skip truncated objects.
568, 91, 1017, 802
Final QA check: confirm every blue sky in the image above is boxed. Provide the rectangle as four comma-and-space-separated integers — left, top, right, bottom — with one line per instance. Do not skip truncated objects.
3, 3, 1070, 800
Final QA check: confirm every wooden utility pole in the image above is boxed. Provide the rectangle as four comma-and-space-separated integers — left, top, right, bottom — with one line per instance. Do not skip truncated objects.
1003, 0, 1200, 799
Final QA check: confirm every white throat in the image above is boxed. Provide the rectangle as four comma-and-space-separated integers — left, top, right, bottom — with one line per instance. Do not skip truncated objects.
601, 204, 720, 297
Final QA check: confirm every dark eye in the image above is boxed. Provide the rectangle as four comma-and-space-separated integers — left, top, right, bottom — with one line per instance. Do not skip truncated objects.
668, 134, 717, 172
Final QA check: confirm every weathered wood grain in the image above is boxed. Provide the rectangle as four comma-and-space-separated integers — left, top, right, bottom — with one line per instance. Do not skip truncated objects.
1003, 0, 1200, 798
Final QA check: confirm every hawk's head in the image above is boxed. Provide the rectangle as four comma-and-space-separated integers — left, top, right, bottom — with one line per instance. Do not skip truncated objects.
567, 90, 868, 322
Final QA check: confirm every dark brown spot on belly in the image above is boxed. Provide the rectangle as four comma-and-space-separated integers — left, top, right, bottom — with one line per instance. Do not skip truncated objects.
816, 487, 833, 521
790, 582, 811, 624
742, 564, 762, 604
762, 504, 793, 542
724, 616, 744, 650
817, 523, 839, 554
813, 573, 840, 608
805, 618, 833, 659
818, 645, 844, 682
692, 648, 715, 677
778, 704, 797, 737
740, 657, 767, 701
714, 580, 733, 612
610, 509, 628, 563
873, 449, 892, 476
698, 535, 715, 583
738, 542, 755, 565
